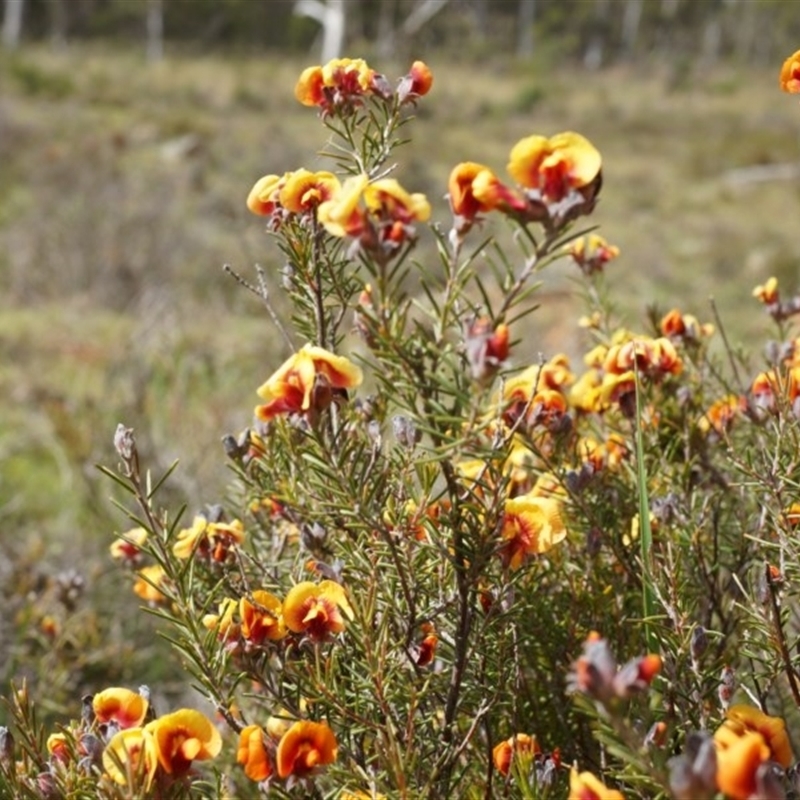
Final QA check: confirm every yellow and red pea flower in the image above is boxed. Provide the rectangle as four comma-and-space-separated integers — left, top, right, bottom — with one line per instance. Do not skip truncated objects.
144, 708, 222, 775
501, 355, 574, 415
603, 336, 682, 379
279, 169, 341, 214
282, 579, 353, 640
109, 526, 148, 563
93, 687, 149, 729
568, 767, 624, 800
247, 172, 290, 217
567, 233, 619, 275
275, 720, 338, 779
507, 132, 602, 204
780, 49, 800, 93
295, 57, 377, 114
447, 162, 501, 222
172, 516, 245, 562
471, 168, 529, 216
318, 175, 430, 255
46, 732, 72, 764
102, 727, 158, 789
499, 493, 567, 570
240, 590, 287, 645
753, 276, 779, 305
254, 344, 363, 422
237, 724, 273, 782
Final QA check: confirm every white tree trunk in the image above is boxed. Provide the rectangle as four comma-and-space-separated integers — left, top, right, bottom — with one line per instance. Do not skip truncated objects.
294, 0, 346, 62
621, 0, 643, 57
517, 0, 536, 58
401, 0, 449, 36
584, 0, 610, 70
377, 0, 396, 58
2, 0, 24, 49
146, 0, 163, 62
50, 0, 67, 48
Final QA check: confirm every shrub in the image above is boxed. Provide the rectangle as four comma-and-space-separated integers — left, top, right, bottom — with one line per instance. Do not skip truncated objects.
4, 52, 800, 800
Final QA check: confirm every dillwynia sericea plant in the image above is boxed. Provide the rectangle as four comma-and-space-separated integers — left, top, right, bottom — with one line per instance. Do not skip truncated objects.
9, 52, 800, 800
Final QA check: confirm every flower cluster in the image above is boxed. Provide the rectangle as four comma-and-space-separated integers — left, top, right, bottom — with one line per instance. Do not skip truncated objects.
295, 57, 432, 116
448, 130, 602, 236
204, 579, 352, 649
237, 718, 338, 787
11, 686, 221, 795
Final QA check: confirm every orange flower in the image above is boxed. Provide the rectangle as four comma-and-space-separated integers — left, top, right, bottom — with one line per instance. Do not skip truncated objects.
408, 60, 433, 95
276, 720, 337, 778
255, 344, 363, 422
698, 394, 745, 437
237, 724, 272, 782
240, 590, 286, 644
715, 704, 793, 767
283, 580, 353, 640
659, 308, 714, 341
145, 709, 222, 775
499, 494, 566, 569
93, 687, 149, 729
133, 564, 169, 604
568, 768, 624, 800
715, 730, 771, 800
492, 733, 540, 776
780, 49, 800, 93
507, 132, 602, 203
398, 60, 433, 102
279, 169, 341, 214
295, 66, 326, 106
448, 162, 498, 221
102, 727, 158, 789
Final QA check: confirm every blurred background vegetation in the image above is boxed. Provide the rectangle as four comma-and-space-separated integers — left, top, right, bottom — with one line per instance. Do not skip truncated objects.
3, 0, 800, 724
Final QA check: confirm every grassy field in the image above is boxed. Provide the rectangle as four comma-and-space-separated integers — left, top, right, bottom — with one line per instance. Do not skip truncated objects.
3, 44, 800, 712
